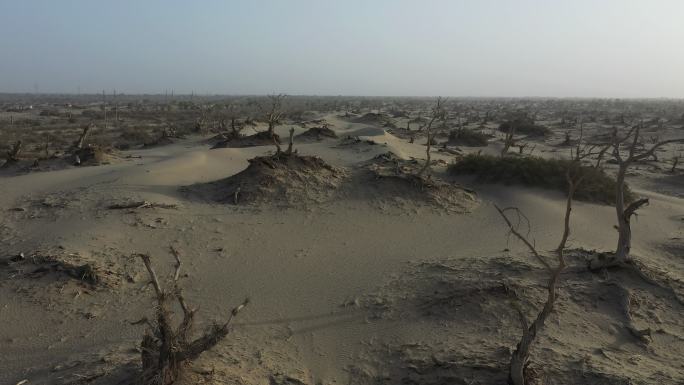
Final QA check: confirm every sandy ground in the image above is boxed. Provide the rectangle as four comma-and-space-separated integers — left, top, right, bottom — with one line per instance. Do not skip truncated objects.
1, 113, 683, 385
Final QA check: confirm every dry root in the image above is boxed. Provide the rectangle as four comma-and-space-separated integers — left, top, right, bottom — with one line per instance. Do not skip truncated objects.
135, 250, 248, 385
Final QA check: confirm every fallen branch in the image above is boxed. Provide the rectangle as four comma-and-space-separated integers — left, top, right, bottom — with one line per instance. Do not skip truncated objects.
107, 201, 178, 210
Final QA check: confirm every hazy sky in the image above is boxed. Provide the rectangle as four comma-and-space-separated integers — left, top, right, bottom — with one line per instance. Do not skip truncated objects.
1, 0, 683, 97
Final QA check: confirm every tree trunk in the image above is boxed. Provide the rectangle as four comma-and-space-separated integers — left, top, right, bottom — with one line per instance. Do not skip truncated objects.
75, 125, 91, 149
614, 165, 629, 262
508, 269, 561, 385
418, 130, 432, 176
268, 116, 275, 135
286, 128, 295, 155
7, 140, 22, 162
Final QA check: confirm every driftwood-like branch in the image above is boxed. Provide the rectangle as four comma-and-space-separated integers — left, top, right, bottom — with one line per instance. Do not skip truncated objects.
503, 163, 582, 385
139, 253, 163, 298
170, 246, 182, 282
494, 205, 550, 271
135, 251, 249, 385
624, 198, 649, 222
107, 201, 178, 210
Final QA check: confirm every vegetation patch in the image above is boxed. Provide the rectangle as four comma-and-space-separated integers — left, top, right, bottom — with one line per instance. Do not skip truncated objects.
296, 126, 338, 141
447, 129, 491, 147
498, 117, 551, 137
360, 152, 479, 212
185, 152, 347, 206
1, 250, 138, 289
212, 131, 280, 149
449, 154, 633, 204
352, 112, 394, 126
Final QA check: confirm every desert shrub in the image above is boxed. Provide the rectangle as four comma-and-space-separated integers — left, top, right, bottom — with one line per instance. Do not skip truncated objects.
449, 154, 632, 204
448, 129, 490, 146
81, 110, 104, 119
39, 109, 61, 117
498, 117, 551, 137
119, 127, 155, 145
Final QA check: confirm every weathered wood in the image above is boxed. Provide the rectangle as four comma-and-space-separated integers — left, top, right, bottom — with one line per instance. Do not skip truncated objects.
107, 201, 178, 210
75, 125, 92, 149
5, 140, 22, 163
135, 252, 249, 385
608, 121, 682, 263
498, 167, 582, 385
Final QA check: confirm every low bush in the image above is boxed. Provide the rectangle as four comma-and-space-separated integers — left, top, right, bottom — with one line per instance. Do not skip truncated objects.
449, 154, 632, 204
119, 127, 154, 145
448, 129, 490, 146
498, 117, 551, 137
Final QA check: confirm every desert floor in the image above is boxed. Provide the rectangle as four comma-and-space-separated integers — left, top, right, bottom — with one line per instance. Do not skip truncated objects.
1, 113, 683, 385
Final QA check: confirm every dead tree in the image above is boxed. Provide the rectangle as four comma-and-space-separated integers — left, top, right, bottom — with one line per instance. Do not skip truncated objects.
670, 149, 681, 173
265, 94, 286, 136
418, 97, 446, 177
516, 142, 536, 156
5, 140, 22, 164
603, 122, 684, 265
570, 119, 611, 165
496, 162, 585, 385
219, 103, 244, 138
135, 251, 248, 385
501, 123, 515, 157
286, 127, 295, 155
562, 130, 571, 146
102, 90, 107, 129
43, 134, 51, 158
75, 124, 92, 149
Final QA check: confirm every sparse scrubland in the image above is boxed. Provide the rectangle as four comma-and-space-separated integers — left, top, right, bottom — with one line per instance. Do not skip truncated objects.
449, 154, 632, 204
447, 128, 491, 146
1, 95, 683, 385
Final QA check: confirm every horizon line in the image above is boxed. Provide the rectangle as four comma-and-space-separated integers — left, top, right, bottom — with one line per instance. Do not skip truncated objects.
1, 92, 684, 101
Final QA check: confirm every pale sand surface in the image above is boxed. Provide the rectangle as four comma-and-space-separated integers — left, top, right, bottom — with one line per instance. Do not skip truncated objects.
1, 114, 682, 384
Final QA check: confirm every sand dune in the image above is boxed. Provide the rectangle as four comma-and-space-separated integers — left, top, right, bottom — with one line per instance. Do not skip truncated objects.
1, 112, 682, 385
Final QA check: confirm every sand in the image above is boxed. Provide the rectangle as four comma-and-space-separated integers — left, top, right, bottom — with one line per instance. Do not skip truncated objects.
0, 113, 682, 385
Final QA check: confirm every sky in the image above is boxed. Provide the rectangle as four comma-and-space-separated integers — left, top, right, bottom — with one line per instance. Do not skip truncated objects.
1, 0, 683, 97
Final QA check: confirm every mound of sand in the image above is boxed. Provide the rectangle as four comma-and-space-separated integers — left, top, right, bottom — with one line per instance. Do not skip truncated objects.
1, 249, 140, 289
206, 131, 242, 146
212, 131, 281, 149
184, 152, 347, 206
73, 145, 116, 165
354, 152, 478, 212
337, 136, 378, 147
296, 126, 338, 141
142, 135, 175, 148
355, 250, 684, 384
0, 146, 117, 175
352, 112, 392, 126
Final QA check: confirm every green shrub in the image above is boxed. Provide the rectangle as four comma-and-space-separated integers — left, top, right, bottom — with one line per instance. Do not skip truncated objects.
448, 129, 491, 146
498, 117, 551, 137
449, 154, 632, 204
119, 128, 154, 145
